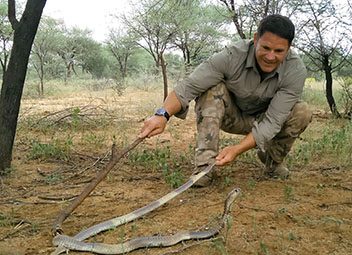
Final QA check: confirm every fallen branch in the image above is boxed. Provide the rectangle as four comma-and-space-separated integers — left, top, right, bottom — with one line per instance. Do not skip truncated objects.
51, 137, 144, 235
38, 195, 77, 201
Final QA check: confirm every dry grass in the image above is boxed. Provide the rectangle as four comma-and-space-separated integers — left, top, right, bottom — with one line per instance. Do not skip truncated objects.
0, 82, 351, 255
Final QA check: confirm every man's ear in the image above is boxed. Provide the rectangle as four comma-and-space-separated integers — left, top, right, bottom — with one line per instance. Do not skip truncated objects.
253, 32, 258, 46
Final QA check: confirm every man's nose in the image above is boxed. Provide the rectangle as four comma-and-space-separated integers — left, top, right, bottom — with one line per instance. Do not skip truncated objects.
266, 51, 275, 61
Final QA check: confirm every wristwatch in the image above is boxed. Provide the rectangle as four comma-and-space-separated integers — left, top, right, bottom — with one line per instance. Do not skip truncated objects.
155, 108, 170, 121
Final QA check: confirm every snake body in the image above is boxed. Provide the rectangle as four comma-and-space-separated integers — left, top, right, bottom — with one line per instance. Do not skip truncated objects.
52, 188, 240, 254
53, 230, 217, 254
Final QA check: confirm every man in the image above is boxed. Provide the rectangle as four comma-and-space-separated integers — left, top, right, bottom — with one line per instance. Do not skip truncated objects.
139, 14, 312, 187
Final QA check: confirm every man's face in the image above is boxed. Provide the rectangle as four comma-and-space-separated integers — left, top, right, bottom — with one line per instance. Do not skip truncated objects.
253, 31, 290, 73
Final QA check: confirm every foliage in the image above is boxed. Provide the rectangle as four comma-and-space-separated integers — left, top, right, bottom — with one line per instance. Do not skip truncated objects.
288, 119, 352, 167
31, 16, 65, 95
106, 28, 139, 81
172, 0, 228, 70
338, 77, 352, 118
128, 145, 190, 188
128, 146, 171, 170
0, 0, 13, 73
28, 138, 73, 161
161, 162, 184, 188
293, 0, 352, 117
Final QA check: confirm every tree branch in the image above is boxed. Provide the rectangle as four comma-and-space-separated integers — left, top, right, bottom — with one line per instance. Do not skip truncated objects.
8, 0, 19, 30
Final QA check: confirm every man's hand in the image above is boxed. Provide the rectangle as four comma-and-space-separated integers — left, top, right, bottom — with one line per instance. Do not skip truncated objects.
215, 145, 240, 166
139, 115, 167, 138
215, 132, 256, 166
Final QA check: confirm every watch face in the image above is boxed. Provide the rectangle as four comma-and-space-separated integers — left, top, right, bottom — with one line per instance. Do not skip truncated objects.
155, 108, 169, 120
156, 108, 166, 115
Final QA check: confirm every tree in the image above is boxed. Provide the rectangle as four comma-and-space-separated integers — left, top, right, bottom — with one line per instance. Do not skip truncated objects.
0, 0, 13, 75
122, 0, 180, 100
106, 28, 138, 81
56, 26, 105, 81
219, 0, 248, 39
74, 33, 106, 78
172, 1, 227, 73
0, 0, 47, 174
294, 0, 352, 117
218, 0, 302, 39
31, 16, 63, 95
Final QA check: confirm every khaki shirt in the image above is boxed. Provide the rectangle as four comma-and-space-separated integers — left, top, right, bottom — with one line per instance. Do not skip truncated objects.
174, 40, 307, 150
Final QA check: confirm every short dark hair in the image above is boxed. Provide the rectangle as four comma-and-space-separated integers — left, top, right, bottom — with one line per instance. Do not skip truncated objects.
257, 14, 295, 45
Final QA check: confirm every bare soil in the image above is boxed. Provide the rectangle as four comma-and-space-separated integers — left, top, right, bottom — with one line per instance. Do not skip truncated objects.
0, 88, 351, 255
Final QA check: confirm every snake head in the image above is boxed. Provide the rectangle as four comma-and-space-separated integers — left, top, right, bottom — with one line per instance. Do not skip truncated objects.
224, 188, 241, 214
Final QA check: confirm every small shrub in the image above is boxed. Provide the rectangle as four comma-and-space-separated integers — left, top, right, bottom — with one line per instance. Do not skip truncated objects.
288, 120, 352, 167
161, 163, 184, 188
259, 241, 270, 255
338, 77, 352, 117
28, 138, 73, 161
128, 146, 171, 170
284, 185, 294, 202
0, 212, 15, 227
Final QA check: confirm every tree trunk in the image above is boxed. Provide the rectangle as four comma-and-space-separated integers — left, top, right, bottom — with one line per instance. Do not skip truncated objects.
323, 55, 340, 118
0, 0, 47, 174
159, 53, 168, 101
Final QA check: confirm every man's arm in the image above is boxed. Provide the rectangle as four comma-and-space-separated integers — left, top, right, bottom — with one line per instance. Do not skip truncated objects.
139, 91, 181, 138
215, 132, 256, 166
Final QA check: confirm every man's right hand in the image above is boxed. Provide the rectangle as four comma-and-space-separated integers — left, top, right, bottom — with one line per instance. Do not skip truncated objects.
139, 115, 168, 138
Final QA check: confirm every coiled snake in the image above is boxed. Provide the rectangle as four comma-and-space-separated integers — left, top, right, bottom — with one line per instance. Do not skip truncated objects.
51, 164, 241, 254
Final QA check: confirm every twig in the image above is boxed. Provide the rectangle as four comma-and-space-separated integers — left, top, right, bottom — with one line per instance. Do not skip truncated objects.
0, 220, 30, 241
60, 149, 111, 183
38, 195, 77, 201
51, 137, 144, 235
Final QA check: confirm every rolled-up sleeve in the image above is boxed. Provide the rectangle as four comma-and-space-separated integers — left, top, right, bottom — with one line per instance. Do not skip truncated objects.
252, 60, 307, 151
173, 49, 231, 119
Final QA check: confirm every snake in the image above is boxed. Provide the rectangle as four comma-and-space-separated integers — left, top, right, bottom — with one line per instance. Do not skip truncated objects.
52, 187, 240, 254
51, 163, 235, 254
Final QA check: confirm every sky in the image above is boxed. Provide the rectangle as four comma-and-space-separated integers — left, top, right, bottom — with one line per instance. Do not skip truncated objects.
43, 0, 130, 42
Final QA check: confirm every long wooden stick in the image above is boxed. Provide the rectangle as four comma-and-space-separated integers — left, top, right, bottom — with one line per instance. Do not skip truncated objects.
51, 137, 144, 235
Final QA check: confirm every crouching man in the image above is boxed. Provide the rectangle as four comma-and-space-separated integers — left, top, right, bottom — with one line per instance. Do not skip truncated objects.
139, 14, 312, 187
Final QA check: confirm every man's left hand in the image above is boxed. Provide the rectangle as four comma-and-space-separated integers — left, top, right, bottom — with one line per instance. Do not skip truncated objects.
215, 145, 240, 166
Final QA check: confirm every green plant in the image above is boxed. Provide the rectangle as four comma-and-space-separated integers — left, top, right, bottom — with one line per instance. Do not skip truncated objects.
223, 176, 233, 187
83, 132, 106, 147
302, 87, 327, 108
30, 222, 40, 234
28, 137, 73, 160
128, 146, 171, 170
1, 166, 16, 176
0, 212, 15, 227
162, 163, 184, 188
283, 185, 294, 202
247, 178, 257, 190
212, 238, 228, 255
71, 107, 81, 129
288, 232, 297, 241
259, 241, 270, 255
287, 119, 352, 167
338, 77, 352, 117
44, 172, 63, 185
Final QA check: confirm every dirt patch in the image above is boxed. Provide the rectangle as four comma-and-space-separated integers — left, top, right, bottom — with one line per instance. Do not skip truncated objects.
0, 89, 351, 255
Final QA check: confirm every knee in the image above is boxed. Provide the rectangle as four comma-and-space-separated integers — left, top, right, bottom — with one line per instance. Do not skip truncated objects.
195, 82, 228, 118
292, 101, 313, 127
286, 101, 313, 133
